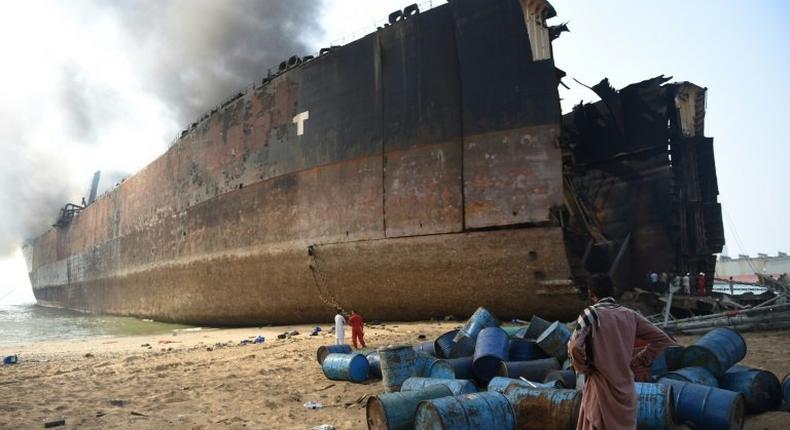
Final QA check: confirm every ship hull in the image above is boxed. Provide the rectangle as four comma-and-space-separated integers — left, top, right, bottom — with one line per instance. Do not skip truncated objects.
24, 0, 724, 325
32, 227, 580, 325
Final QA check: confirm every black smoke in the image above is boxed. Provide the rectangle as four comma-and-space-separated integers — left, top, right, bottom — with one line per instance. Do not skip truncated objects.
0, 0, 324, 257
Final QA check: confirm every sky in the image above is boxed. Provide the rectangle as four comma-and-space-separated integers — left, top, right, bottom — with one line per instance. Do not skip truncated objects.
1, 0, 788, 304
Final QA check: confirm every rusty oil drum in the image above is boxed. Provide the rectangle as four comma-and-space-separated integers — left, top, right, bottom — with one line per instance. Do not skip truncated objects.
453, 307, 500, 343
415, 354, 455, 379
367, 385, 453, 430
316, 344, 352, 364
472, 326, 511, 383
498, 358, 560, 382
488, 376, 562, 393
414, 392, 515, 430
635, 382, 676, 430
500, 385, 581, 430
322, 353, 370, 383
681, 327, 746, 376
523, 315, 552, 340
535, 321, 572, 362
444, 357, 474, 379
509, 338, 549, 361
663, 366, 719, 387
402, 377, 478, 396
659, 378, 745, 430
379, 345, 417, 392
434, 329, 475, 359
720, 366, 783, 413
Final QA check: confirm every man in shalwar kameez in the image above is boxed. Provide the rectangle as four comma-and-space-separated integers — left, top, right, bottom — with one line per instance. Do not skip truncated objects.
568, 274, 675, 430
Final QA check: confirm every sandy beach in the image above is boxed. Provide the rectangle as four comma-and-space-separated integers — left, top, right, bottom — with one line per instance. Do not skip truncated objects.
1, 323, 789, 429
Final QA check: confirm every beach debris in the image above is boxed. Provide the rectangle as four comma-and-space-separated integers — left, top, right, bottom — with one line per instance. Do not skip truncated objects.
289, 330, 300, 336
206, 347, 213, 352
95, 411, 106, 418
84, 353, 94, 358
158, 340, 177, 344
303, 400, 323, 410
310, 425, 335, 430
140, 343, 150, 348
317, 383, 336, 391
277, 333, 287, 340
254, 335, 265, 344
310, 326, 322, 336
43, 419, 65, 428
109, 399, 126, 407
130, 411, 147, 417
3, 355, 18, 365
417, 334, 427, 340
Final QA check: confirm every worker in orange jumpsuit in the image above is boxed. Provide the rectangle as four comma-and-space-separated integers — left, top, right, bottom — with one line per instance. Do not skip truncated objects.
348, 310, 366, 349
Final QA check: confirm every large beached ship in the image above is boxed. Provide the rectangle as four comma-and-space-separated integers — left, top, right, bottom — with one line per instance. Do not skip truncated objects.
22, 0, 724, 324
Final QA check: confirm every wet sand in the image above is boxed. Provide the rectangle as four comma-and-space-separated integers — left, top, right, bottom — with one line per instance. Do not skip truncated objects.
0, 323, 788, 429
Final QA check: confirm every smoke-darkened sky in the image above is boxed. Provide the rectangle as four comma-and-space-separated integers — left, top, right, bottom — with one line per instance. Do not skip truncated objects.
0, 0, 325, 257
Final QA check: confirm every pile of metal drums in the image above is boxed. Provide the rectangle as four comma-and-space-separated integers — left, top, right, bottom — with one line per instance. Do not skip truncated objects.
316, 309, 790, 430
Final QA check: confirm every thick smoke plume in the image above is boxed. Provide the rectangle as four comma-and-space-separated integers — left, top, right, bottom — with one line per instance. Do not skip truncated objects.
111, 0, 322, 125
0, 0, 323, 257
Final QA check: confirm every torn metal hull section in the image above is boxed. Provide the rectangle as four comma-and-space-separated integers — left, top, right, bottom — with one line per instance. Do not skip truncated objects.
561, 77, 724, 293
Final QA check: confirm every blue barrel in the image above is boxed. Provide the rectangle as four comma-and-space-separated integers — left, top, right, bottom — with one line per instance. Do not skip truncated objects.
366, 385, 453, 430
415, 354, 455, 379
414, 392, 515, 430
500, 385, 581, 430
402, 377, 478, 396
453, 307, 500, 343
498, 358, 561, 381
445, 357, 474, 380
681, 328, 746, 376
783, 373, 790, 407
488, 376, 562, 393
513, 326, 530, 339
635, 382, 675, 430
524, 315, 552, 340
509, 338, 549, 361
472, 327, 511, 383
720, 367, 782, 413
322, 353, 369, 383
367, 351, 382, 379
543, 370, 576, 389
650, 345, 685, 378
663, 367, 719, 387
434, 330, 475, 359
379, 345, 418, 392
659, 378, 745, 430
725, 364, 751, 373
316, 344, 352, 364
535, 321, 572, 362
502, 326, 526, 337
413, 341, 436, 357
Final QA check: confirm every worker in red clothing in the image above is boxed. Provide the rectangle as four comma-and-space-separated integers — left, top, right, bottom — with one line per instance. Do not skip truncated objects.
348, 310, 366, 349
697, 272, 707, 296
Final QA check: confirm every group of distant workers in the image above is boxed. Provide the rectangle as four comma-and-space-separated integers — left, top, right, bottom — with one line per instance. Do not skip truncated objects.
647, 271, 710, 296
327, 273, 677, 429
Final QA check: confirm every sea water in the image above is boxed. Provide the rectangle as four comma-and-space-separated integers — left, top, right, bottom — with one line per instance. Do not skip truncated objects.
0, 302, 192, 345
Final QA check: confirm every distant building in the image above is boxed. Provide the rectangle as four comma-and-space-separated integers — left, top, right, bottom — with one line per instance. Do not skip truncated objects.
716, 252, 790, 282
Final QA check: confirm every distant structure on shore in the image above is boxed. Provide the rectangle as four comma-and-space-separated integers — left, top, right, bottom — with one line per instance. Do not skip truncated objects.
716, 252, 790, 283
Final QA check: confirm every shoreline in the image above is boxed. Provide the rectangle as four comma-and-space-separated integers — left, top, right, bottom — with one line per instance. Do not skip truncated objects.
1, 323, 788, 429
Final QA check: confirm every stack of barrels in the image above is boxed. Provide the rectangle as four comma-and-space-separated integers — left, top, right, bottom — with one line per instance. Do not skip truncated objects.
315, 308, 790, 430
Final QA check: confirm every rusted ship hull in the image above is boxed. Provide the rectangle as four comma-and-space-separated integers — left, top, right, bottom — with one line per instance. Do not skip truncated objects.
23, 0, 723, 324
